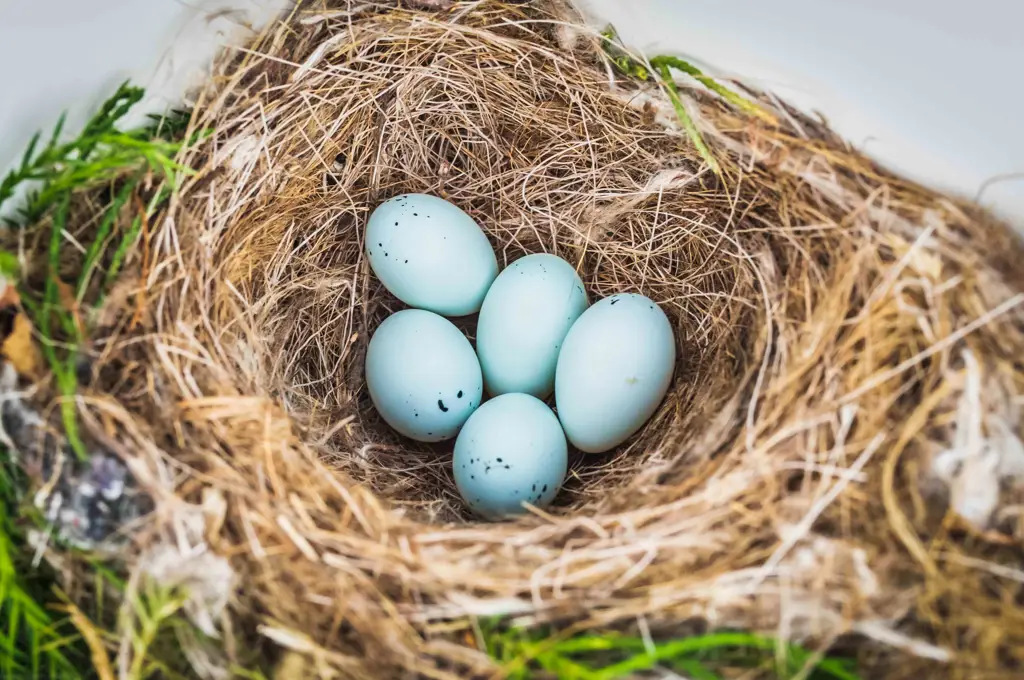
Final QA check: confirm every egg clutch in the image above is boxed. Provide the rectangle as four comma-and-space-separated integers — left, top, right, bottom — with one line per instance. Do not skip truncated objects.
364, 193, 676, 519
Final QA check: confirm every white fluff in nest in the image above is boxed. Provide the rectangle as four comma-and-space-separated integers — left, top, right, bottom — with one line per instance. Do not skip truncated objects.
222, 134, 265, 173
556, 24, 582, 52
141, 539, 235, 638
930, 349, 1024, 529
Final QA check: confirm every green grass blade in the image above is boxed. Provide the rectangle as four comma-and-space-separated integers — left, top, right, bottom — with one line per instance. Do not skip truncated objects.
811, 657, 862, 680
145, 108, 194, 142
77, 176, 140, 301
650, 55, 773, 122
0, 172, 22, 211
103, 214, 143, 294
656, 63, 719, 176
29, 611, 41, 680
47, 112, 68, 155
503, 629, 862, 680
2, 81, 174, 225
671, 658, 721, 680
20, 133, 41, 172
0, 252, 19, 279
536, 652, 603, 680
79, 82, 145, 158
600, 25, 651, 81
42, 197, 87, 461
7, 599, 22, 660
230, 666, 271, 680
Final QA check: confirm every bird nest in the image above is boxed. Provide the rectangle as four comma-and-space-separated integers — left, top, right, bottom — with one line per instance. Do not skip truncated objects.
5, 1, 1024, 678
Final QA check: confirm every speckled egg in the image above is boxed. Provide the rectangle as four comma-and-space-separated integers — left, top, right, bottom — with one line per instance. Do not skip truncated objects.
366, 194, 498, 316
555, 293, 676, 453
453, 393, 567, 518
365, 309, 483, 442
476, 254, 589, 399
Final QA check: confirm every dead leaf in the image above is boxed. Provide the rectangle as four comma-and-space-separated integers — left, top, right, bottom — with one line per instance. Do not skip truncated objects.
0, 280, 42, 379
274, 651, 315, 680
2, 312, 43, 378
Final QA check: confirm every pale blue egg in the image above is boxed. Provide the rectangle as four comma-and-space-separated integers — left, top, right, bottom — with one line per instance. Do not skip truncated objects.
366, 194, 498, 316
555, 294, 676, 453
476, 254, 589, 399
365, 310, 482, 442
453, 394, 567, 518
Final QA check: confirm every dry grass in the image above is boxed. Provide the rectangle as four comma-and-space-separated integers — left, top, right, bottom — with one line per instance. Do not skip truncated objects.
44, 0, 1024, 677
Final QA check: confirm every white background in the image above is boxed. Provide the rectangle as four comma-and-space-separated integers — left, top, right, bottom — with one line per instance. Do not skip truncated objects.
1, 0, 1021, 228
576, 0, 1024, 228
0, 0, 282, 173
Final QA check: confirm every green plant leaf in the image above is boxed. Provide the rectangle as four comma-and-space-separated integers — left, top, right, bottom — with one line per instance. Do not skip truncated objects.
0, 252, 19, 279
483, 620, 861, 680
650, 55, 774, 122
656, 62, 720, 176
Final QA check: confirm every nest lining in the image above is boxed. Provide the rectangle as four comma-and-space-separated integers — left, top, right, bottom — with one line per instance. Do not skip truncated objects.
12, 1, 1024, 678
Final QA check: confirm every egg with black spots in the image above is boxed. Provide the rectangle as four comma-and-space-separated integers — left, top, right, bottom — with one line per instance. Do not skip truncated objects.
365, 310, 483, 442
366, 194, 498, 316
453, 393, 567, 518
